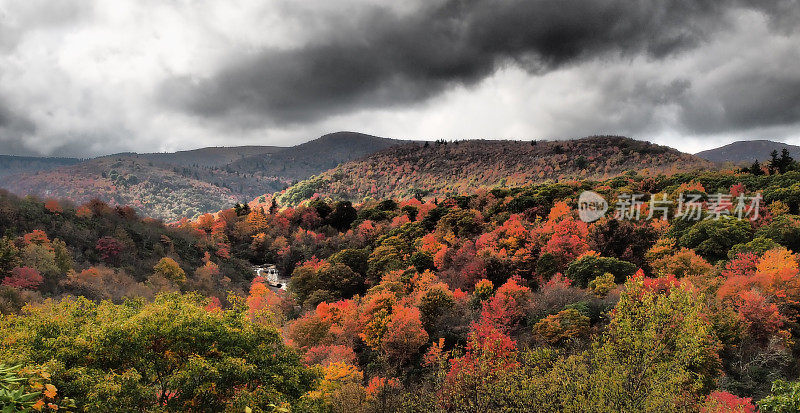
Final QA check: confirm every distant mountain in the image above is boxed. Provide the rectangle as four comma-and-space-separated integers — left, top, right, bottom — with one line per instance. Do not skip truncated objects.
0, 154, 82, 178
275, 136, 714, 205
695, 140, 800, 163
133, 146, 283, 168
228, 131, 408, 181
0, 132, 408, 221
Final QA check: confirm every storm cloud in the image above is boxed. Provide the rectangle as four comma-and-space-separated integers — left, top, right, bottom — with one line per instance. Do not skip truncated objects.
0, 0, 798, 156
162, 0, 750, 124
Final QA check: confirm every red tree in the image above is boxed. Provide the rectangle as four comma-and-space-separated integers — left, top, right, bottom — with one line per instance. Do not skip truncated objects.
2, 266, 43, 290
95, 237, 124, 263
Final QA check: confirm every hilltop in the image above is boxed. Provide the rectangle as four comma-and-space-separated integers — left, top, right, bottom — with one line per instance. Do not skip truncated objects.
276, 136, 713, 205
133, 145, 283, 167
695, 140, 800, 163
228, 131, 409, 181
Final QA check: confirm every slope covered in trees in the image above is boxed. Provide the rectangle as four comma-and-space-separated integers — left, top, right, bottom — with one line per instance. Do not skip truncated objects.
277, 136, 714, 205
0, 189, 254, 310
0, 154, 81, 178
0, 156, 243, 221
0, 132, 407, 221
5, 166, 800, 411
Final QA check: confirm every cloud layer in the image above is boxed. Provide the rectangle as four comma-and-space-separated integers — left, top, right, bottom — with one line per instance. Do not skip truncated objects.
0, 0, 798, 156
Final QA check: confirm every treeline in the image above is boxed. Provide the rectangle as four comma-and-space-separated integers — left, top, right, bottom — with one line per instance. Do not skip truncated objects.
741, 148, 799, 176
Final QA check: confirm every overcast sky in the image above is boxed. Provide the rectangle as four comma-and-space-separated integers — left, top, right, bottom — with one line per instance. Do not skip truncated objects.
0, 0, 798, 157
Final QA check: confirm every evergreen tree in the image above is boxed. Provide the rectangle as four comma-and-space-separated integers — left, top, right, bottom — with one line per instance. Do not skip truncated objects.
779, 148, 795, 173
769, 150, 780, 174
750, 159, 765, 175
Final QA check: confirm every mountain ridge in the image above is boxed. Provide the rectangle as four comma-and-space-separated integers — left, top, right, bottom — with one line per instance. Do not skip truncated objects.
274, 136, 714, 206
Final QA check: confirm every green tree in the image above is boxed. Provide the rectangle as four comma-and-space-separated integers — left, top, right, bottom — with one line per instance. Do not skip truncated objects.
770, 150, 780, 174
367, 246, 405, 284
309, 199, 332, 220
20, 244, 59, 278
585, 278, 722, 411
565, 255, 637, 287
758, 380, 800, 412
0, 237, 19, 278
51, 238, 73, 274
728, 236, 783, 259
749, 159, 765, 175
401, 205, 419, 221
0, 294, 319, 412
327, 201, 358, 232
679, 218, 753, 262
289, 263, 365, 307
755, 215, 800, 252
329, 248, 370, 276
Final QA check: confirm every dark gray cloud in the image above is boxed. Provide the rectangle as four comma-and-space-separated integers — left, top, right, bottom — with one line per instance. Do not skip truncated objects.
0, 100, 38, 156
0, 100, 35, 133
162, 0, 797, 128
680, 72, 800, 134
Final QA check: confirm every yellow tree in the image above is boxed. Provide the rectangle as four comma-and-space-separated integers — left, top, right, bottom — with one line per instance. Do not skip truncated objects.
153, 257, 186, 285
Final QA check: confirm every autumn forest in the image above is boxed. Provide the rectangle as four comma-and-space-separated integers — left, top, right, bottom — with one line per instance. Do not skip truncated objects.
3, 140, 800, 412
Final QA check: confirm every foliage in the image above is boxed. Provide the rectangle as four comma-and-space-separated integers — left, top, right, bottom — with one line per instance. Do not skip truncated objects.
152, 257, 186, 285
701, 391, 755, 413
679, 218, 754, 262
9, 164, 800, 410
565, 254, 637, 287
1, 267, 43, 290
278, 137, 712, 205
0, 294, 319, 411
380, 306, 428, 365
0, 364, 72, 412
289, 261, 365, 307
532, 308, 590, 345
758, 380, 800, 413
587, 273, 616, 297
583, 278, 722, 411
651, 248, 713, 279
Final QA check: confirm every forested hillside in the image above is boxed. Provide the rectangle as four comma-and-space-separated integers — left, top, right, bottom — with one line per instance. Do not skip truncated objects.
0, 132, 407, 221
277, 136, 713, 205
0, 189, 253, 306
5, 165, 800, 411
0, 154, 81, 178
0, 156, 242, 221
